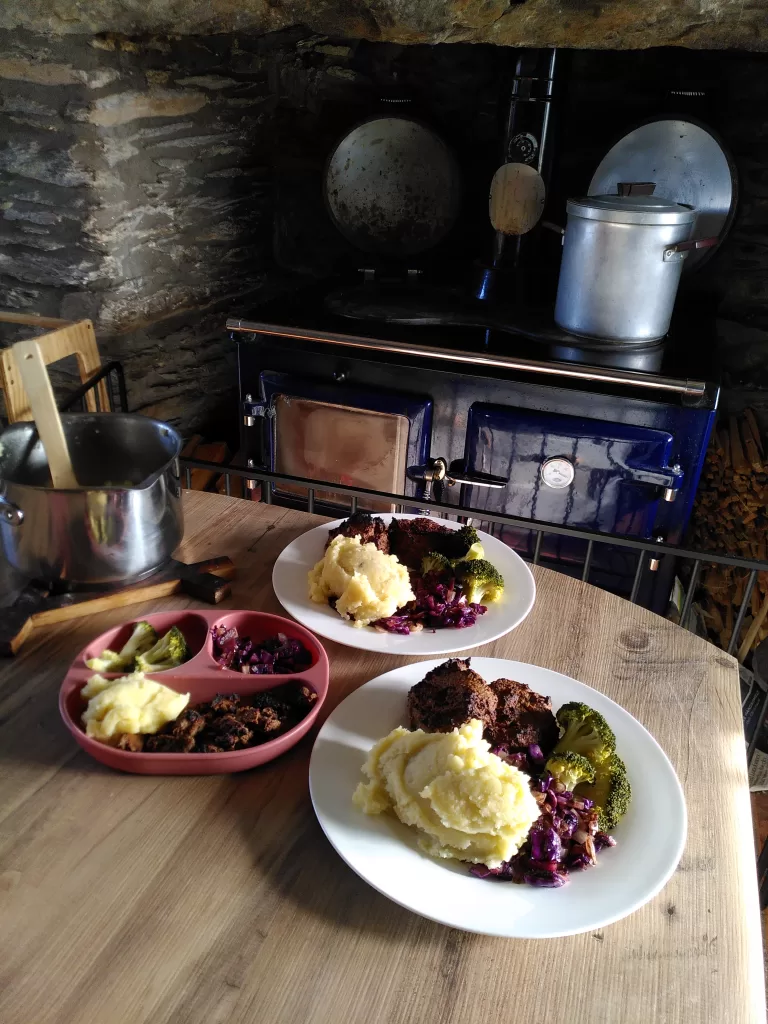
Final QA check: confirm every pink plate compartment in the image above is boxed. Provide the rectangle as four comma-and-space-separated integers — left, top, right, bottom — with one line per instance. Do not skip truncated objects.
59, 609, 329, 775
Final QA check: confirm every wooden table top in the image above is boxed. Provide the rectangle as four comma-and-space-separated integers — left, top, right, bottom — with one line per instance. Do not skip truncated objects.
0, 491, 765, 1024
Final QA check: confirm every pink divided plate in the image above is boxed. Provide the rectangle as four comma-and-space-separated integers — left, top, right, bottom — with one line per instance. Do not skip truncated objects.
59, 609, 329, 775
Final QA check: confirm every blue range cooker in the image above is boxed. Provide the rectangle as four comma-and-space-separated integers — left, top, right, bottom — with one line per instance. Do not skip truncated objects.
231, 285, 718, 613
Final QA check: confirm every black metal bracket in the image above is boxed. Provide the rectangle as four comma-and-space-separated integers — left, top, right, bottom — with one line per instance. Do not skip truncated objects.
58, 361, 128, 414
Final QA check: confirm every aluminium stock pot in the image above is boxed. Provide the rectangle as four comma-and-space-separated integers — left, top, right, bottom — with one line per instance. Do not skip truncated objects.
553, 189, 712, 343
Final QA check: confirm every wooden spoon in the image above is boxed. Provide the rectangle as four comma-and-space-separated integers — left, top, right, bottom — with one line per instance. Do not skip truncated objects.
489, 162, 546, 237
13, 337, 78, 488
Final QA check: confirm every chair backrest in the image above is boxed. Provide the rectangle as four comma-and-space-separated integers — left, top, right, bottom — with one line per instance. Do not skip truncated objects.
0, 314, 110, 423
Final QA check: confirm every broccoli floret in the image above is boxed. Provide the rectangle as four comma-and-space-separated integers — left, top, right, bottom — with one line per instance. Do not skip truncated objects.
85, 620, 158, 672
457, 524, 480, 551
135, 626, 189, 673
454, 559, 504, 604
421, 551, 452, 575
576, 752, 631, 832
119, 620, 157, 661
545, 750, 596, 792
85, 649, 125, 673
452, 541, 485, 564
448, 525, 485, 564
554, 701, 616, 766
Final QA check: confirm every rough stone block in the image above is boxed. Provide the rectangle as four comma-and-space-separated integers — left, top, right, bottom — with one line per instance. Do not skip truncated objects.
0, 56, 119, 89
0, 141, 93, 188
81, 88, 208, 126
175, 75, 238, 90
2, 0, 768, 51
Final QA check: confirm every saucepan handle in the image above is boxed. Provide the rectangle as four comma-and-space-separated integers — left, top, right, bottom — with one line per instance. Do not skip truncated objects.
663, 237, 719, 262
0, 498, 24, 526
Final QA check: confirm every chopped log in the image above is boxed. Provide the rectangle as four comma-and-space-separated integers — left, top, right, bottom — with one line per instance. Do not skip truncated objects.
189, 442, 230, 491
689, 411, 768, 655
180, 433, 203, 460
215, 449, 250, 499
745, 408, 764, 458
705, 602, 724, 633
722, 428, 732, 470
739, 593, 768, 662
743, 433, 762, 474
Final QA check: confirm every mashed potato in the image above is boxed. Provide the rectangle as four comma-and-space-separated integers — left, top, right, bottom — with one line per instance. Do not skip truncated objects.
353, 718, 540, 868
308, 534, 414, 627
81, 673, 189, 743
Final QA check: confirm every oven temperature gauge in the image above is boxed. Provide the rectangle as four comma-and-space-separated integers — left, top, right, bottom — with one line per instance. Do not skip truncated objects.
540, 457, 575, 489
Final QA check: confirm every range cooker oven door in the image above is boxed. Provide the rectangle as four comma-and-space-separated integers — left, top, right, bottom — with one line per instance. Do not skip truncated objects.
460, 403, 683, 593
250, 371, 432, 512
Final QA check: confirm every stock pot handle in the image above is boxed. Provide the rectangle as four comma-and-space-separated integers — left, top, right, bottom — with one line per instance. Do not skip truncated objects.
663, 237, 719, 262
0, 498, 24, 526
617, 182, 656, 196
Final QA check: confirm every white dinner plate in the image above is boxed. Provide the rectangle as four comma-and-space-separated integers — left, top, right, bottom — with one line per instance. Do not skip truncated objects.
309, 657, 687, 938
272, 514, 536, 655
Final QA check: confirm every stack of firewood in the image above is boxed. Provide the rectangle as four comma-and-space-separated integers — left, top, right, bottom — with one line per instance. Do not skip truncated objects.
181, 435, 254, 500
688, 409, 768, 657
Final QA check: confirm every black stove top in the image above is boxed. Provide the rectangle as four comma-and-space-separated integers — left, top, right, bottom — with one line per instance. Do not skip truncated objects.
240, 278, 716, 384
231, 278, 719, 409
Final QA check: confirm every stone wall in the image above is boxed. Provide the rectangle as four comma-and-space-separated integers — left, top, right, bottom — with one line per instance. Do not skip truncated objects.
0, 30, 508, 435
0, 30, 294, 431
1, 0, 767, 53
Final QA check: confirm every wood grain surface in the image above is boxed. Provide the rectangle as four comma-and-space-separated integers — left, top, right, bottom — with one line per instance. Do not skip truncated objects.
489, 162, 546, 236
0, 491, 764, 1024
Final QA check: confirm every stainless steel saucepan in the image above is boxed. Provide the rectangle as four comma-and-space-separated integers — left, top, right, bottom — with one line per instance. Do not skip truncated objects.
0, 413, 183, 585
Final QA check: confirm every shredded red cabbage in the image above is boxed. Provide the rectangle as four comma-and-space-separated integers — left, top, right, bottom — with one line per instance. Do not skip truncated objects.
372, 570, 487, 634
211, 626, 311, 674
490, 743, 547, 775
469, 766, 616, 888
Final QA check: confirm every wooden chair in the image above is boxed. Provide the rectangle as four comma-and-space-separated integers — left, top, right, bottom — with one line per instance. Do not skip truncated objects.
0, 313, 111, 423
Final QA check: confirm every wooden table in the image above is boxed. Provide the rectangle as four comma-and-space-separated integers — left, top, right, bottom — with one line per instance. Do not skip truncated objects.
1, 492, 765, 1024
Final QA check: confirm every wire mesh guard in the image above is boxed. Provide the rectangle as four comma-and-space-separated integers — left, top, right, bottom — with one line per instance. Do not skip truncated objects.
181, 457, 768, 658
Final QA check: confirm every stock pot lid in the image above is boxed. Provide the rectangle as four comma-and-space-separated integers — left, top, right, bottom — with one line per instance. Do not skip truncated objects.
587, 118, 737, 269
567, 194, 696, 226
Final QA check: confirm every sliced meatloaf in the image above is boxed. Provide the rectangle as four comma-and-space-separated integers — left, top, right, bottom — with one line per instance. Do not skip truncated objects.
327, 511, 389, 553
488, 678, 559, 754
388, 517, 456, 570
408, 658, 497, 734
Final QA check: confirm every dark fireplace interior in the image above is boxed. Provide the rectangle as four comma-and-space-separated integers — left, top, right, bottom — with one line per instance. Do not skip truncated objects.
1, 31, 767, 437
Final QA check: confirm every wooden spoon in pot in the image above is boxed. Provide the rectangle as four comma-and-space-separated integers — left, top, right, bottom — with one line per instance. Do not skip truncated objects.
13, 337, 78, 488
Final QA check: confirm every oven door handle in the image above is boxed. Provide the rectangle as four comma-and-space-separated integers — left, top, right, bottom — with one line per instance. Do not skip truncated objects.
624, 461, 684, 502
408, 458, 507, 501
444, 472, 507, 490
